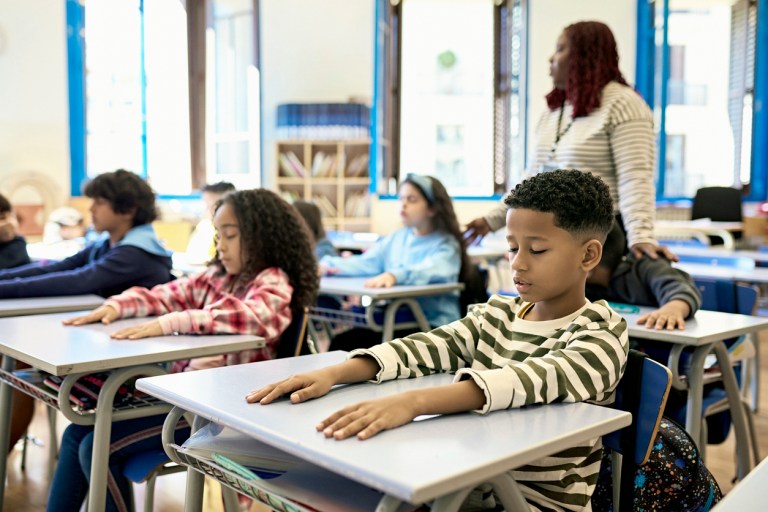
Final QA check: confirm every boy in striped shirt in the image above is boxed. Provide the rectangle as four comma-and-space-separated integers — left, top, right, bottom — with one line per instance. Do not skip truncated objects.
249, 169, 629, 511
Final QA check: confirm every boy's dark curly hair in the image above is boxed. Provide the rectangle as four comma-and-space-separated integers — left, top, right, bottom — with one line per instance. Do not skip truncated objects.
504, 169, 614, 241
545, 21, 629, 118
0, 193, 11, 214
83, 169, 158, 227
212, 189, 318, 316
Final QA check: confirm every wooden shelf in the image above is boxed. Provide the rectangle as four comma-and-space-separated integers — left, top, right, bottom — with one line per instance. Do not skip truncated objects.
276, 140, 371, 232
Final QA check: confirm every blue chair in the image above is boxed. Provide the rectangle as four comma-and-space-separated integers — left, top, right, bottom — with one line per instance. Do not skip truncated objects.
603, 350, 672, 511
122, 308, 310, 512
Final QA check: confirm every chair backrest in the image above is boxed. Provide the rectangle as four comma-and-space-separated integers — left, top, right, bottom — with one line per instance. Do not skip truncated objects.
694, 278, 759, 315
275, 306, 309, 359
691, 187, 743, 222
604, 350, 672, 465
459, 263, 490, 315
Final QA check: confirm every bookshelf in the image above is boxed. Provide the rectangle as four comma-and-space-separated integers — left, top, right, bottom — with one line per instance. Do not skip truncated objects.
276, 139, 371, 232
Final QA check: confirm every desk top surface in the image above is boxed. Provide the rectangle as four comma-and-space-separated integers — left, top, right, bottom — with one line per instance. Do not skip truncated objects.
320, 276, 463, 299
137, 352, 630, 504
713, 454, 768, 510
0, 312, 264, 375
622, 307, 768, 345
0, 295, 104, 318
655, 220, 744, 232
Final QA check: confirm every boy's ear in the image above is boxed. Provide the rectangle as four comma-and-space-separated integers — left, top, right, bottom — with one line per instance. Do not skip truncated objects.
581, 239, 603, 272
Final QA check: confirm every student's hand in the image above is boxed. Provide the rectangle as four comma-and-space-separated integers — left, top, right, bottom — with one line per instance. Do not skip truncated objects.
364, 272, 396, 288
463, 217, 491, 246
318, 393, 419, 440
110, 319, 164, 339
246, 368, 336, 405
630, 243, 679, 262
0, 215, 19, 243
636, 300, 691, 330
318, 264, 340, 277
63, 305, 120, 326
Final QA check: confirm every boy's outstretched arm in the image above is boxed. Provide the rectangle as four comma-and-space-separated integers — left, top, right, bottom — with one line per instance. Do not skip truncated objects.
636, 299, 690, 330
246, 356, 381, 405
319, 379, 486, 441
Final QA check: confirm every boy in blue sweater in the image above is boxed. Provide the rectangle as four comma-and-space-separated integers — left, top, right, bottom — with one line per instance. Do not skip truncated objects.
1, 169, 173, 454
0, 169, 173, 298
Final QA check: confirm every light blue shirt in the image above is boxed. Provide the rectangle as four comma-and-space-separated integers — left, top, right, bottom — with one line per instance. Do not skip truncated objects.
320, 228, 461, 326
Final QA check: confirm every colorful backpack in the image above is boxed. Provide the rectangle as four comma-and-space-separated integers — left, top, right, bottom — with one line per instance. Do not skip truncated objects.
593, 417, 722, 511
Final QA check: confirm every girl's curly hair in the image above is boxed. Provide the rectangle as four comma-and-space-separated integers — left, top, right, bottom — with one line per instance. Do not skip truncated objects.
545, 21, 629, 118
211, 189, 318, 316
403, 175, 472, 283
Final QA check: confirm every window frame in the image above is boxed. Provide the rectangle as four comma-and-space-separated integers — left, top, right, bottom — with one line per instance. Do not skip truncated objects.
371, 0, 527, 200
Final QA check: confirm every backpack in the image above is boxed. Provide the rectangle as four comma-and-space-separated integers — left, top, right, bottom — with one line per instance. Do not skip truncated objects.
592, 417, 722, 511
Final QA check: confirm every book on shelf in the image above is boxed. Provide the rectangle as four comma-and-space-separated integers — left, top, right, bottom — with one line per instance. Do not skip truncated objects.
344, 191, 369, 218
345, 154, 369, 178
278, 151, 306, 178
313, 194, 337, 217
279, 190, 301, 203
311, 152, 338, 178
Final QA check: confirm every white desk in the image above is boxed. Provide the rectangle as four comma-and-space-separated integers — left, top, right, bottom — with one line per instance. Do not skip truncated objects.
622, 307, 768, 479
0, 312, 264, 512
137, 352, 631, 512
668, 245, 768, 265
655, 220, 744, 250
0, 294, 103, 317
316, 277, 464, 341
713, 455, 768, 510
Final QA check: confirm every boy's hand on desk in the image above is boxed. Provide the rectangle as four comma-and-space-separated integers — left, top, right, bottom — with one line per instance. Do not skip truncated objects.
636, 300, 690, 330
109, 319, 163, 339
246, 369, 335, 405
63, 305, 119, 326
364, 272, 396, 288
318, 393, 418, 441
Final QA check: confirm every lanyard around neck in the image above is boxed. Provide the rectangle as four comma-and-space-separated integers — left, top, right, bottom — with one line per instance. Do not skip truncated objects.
549, 104, 574, 158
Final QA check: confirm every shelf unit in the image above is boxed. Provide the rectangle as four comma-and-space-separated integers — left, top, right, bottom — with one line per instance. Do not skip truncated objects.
276, 139, 371, 232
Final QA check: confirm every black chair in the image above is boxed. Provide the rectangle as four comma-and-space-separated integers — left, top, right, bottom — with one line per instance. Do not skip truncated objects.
690, 187, 743, 245
460, 263, 490, 315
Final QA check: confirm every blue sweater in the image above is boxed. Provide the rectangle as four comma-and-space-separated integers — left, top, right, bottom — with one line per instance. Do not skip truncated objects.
0, 224, 173, 298
320, 228, 461, 326
0, 236, 30, 269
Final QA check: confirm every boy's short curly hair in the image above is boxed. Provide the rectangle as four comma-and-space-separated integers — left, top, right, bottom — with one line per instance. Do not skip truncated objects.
504, 169, 614, 241
83, 169, 158, 227
0, 193, 11, 215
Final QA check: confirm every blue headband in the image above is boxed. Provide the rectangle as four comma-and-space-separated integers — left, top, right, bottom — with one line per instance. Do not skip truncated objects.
404, 173, 435, 203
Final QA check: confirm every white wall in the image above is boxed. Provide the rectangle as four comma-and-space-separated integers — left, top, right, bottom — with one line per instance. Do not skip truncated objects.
0, 0, 70, 206
259, 0, 375, 189
526, 0, 637, 164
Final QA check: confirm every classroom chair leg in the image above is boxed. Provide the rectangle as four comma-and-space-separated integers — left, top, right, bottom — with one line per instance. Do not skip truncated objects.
143, 475, 157, 512
47, 406, 57, 482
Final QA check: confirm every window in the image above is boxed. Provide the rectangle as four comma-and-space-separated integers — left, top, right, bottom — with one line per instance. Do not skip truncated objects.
66, 0, 260, 196
637, 0, 766, 200
373, 0, 526, 197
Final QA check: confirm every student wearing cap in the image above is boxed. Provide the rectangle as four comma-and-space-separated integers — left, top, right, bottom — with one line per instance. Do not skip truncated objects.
43, 206, 86, 244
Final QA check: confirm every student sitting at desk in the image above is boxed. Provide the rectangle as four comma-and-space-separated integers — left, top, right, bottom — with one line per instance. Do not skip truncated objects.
0, 192, 30, 269
319, 173, 468, 351
185, 181, 236, 264
51, 189, 318, 512
293, 199, 338, 260
0, 169, 173, 298
586, 221, 701, 330
250, 170, 629, 512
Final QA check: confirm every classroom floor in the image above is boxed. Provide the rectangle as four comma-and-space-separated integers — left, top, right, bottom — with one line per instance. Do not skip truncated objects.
5, 333, 768, 511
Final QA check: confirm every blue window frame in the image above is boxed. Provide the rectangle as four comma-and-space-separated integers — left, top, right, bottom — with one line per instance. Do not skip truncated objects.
637, 0, 768, 202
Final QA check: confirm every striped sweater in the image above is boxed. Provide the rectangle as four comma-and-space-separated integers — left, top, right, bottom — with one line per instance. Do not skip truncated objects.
487, 81, 657, 249
352, 295, 628, 511
105, 266, 293, 371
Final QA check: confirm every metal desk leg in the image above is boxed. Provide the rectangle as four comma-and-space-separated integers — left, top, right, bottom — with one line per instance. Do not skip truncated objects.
0, 354, 17, 506
489, 472, 532, 512
375, 495, 405, 512
712, 341, 753, 479
430, 487, 473, 512
382, 298, 431, 342
685, 346, 710, 450
185, 414, 208, 512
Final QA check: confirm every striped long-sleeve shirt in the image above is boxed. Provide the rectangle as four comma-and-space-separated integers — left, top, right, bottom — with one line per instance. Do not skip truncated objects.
352, 295, 628, 511
105, 266, 293, 371
486, 81, 657, 249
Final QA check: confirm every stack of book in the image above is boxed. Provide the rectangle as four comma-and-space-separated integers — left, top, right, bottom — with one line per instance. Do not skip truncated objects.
345, 154, 369, 178
278, 151, 306, 178
344, 191, 369, 217
311, 152, 338, 177
277, 103, 370, 140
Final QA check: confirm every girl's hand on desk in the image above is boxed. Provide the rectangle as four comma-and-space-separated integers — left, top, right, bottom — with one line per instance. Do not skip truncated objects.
246, 369, 335, 405
63, 305, 119, 326
109, 319, 163, 340
364, 272, 396, 288
318, 394, 418, 441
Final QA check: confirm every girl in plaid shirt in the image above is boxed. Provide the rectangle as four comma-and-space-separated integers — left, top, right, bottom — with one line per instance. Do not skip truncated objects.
49, 189, 318, 512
